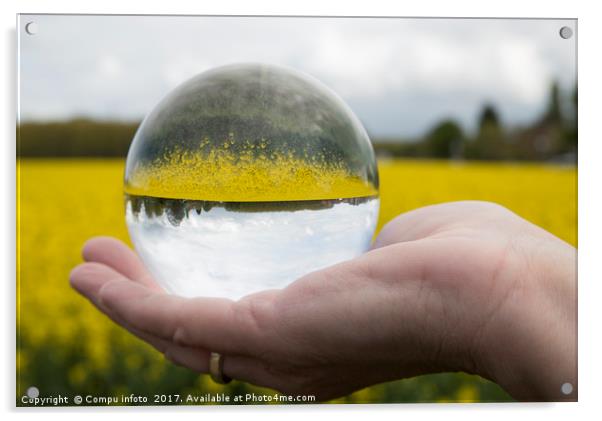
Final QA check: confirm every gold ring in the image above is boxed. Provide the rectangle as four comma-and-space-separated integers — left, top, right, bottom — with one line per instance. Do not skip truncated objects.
209, 352, 232, 384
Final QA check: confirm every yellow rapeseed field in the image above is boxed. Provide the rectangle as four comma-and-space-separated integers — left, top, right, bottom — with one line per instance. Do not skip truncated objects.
16, 158, 576, 405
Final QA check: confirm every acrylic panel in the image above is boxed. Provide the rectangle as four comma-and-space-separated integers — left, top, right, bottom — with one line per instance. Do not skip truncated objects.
17, 15, 577, 406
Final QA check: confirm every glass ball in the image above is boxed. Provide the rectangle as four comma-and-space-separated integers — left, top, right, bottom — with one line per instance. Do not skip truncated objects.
124, 63, 379, 299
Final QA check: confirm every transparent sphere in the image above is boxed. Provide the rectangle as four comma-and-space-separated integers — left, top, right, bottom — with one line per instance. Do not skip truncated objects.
124, 63, 379, 299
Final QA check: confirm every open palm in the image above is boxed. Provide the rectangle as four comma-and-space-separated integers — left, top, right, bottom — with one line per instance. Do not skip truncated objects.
70, 201, 576, 401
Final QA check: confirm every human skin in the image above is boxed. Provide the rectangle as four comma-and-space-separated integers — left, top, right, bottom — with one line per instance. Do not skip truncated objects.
69, 201, 577, 402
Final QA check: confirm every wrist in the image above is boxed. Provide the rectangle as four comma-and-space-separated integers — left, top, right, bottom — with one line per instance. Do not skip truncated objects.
475, 238, 577, 401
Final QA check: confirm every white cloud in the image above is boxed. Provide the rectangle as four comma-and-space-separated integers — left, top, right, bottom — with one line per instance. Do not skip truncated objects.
497, 40, 550, 105
98, 55, 123, 79
304, 25, 405, 98
18, 15, 576, 136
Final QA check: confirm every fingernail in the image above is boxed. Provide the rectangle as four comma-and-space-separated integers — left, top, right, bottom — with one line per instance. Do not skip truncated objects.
69, 266, 84, 291
68, 264, 97, 297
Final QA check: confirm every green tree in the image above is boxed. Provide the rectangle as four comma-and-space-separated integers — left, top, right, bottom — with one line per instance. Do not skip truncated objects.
479, 104, 500, 129
424, 120, 464, 159
542, 81, 563, 126
563, 83, 578, 150
467, 104, 507, 160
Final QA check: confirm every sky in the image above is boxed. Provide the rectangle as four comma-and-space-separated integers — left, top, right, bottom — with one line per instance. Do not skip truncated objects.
18, 15, 576, 138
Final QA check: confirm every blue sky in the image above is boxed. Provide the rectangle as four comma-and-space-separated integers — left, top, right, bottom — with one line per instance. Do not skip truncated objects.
18, 15, 576, 138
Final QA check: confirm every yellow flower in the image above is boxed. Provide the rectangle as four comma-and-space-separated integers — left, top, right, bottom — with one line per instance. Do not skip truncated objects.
455, 384, 480, 402
16, 158, 575, 402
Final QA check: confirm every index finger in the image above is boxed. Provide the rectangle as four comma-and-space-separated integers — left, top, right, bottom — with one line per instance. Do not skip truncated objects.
82, 236, 162, 291
96, 276, 271, 356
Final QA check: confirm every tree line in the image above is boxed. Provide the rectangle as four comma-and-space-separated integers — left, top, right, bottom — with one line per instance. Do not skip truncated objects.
374, 82, 577, 162
17, 119, 139, 157
17, 82, 576, 162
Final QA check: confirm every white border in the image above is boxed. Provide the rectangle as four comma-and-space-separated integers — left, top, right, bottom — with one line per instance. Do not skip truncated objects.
3, 1, 600, 420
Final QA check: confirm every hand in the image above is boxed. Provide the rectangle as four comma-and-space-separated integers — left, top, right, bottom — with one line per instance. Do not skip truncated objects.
70, 201, 576, 402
